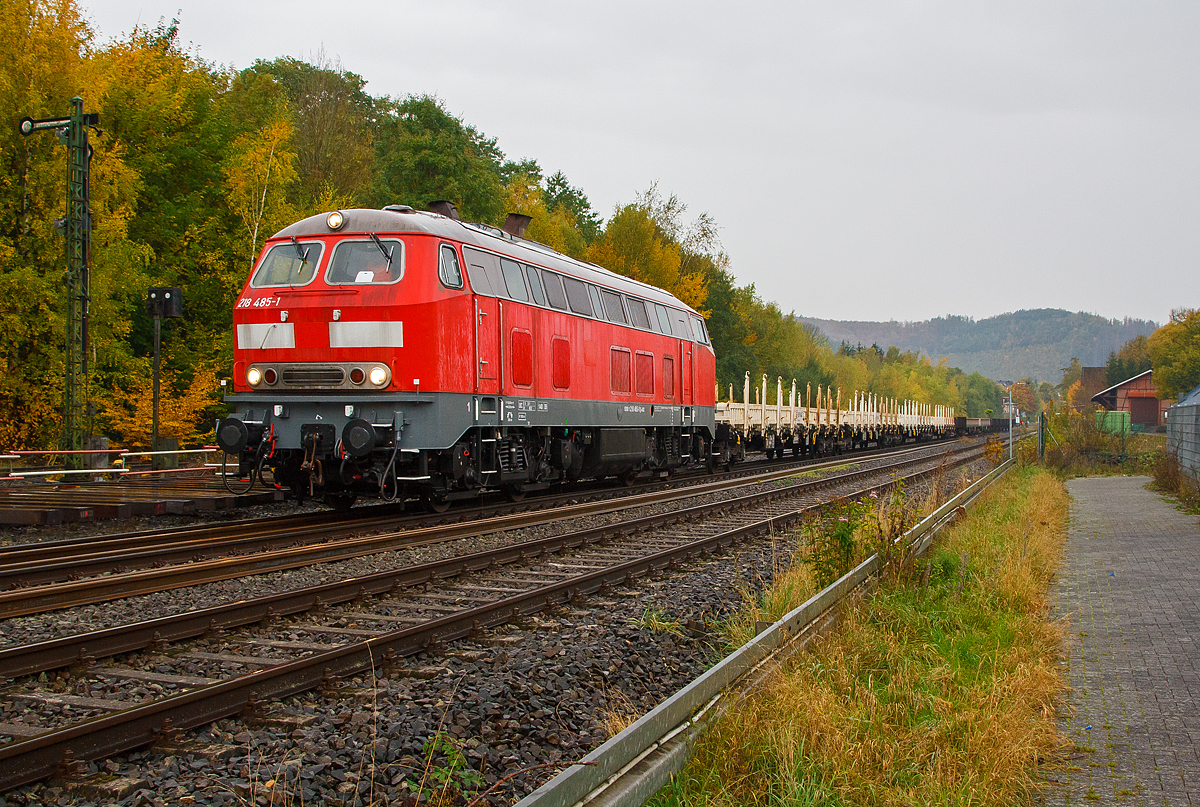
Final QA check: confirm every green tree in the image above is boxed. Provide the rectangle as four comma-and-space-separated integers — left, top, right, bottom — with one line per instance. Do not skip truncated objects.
248, 55, 377, 208
1059, 356, 1082, 394
544, 170, 601, 243
1105, 333, 1152, 384
372, 95, 504, 223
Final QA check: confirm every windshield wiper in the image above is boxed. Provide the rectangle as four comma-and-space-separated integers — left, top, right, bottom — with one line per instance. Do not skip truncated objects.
368, 233, 393, 269
289, 236, 310, 262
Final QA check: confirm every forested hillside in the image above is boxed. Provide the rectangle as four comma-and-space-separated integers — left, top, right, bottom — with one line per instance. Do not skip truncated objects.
0, 0, 1006, 449
802, 310, 1159, 383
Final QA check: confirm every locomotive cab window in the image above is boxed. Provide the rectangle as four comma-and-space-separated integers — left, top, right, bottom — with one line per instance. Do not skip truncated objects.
690, 316, 710, 345
669, 308, 692, 339
326, 239, 405, 285
250, 241, 324, 288
501, 259, 529, 301
653, 304, 673, 335
438, 244, 463, 289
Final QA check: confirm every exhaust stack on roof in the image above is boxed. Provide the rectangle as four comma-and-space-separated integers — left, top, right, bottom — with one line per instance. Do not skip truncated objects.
428, 200, 460, 220
503, 213, 532, 237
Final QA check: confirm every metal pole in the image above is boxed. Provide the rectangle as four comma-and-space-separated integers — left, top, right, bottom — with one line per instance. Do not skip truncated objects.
152, 314, 161, 456
1008, 395, 1013, 460
64, 97, 92, 468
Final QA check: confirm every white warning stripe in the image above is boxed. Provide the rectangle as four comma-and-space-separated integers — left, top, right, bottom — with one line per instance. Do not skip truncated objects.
236, 322, 295, 350
329, 321, 404, 348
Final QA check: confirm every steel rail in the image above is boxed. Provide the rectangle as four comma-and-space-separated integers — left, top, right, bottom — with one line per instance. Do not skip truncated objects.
0, 446, 980, 677
0, 443, 977, 619
0, 453, 979, 791
0, 438, 946, 570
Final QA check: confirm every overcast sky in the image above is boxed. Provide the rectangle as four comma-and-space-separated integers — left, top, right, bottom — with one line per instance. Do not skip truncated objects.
82, 1, 1199, 325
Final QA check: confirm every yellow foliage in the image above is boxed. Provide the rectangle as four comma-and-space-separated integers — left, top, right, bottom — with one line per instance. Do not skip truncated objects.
1065, 379, 1085, 409
98, 362, 220, 447
501, 173, 588, 259
587, 205, 708, 313
225, 116, 298, 264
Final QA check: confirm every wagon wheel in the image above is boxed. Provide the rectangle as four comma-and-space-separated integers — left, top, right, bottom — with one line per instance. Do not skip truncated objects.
423, 494, 451, 514
504, 485, 527, 503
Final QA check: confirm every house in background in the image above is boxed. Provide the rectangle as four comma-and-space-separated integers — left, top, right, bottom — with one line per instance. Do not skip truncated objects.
1090, 369, 1170, 431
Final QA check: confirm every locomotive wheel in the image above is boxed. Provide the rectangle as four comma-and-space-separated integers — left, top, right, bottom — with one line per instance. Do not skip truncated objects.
423, 495, 451, 514
504, 486, 527, 503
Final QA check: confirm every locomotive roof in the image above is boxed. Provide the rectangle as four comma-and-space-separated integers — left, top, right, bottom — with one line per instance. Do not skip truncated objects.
270, 208, 699, 315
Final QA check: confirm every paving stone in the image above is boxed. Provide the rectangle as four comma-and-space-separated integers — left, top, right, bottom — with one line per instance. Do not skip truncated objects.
1041, 477, 1200, 806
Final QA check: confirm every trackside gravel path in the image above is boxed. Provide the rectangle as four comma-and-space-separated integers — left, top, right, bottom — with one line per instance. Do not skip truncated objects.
1043, 476, 1200, 806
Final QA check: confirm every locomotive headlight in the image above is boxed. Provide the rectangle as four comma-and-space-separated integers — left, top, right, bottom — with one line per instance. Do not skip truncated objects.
246, 367, 263, 386
326, 210, 345, 230
369, 366, 388, 386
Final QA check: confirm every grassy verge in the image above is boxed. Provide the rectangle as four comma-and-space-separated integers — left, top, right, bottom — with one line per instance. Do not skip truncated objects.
650, 466, 1069, 807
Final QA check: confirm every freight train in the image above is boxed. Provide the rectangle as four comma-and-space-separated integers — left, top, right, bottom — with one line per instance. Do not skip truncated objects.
215, 204, 959, 509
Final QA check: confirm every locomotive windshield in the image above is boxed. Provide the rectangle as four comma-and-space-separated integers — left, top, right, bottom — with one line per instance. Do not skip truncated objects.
326, 239, 405, 285
250, 241, 324, 288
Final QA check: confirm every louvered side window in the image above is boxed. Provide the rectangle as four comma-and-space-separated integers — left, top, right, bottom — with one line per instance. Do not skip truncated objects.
611, 347, 632, 394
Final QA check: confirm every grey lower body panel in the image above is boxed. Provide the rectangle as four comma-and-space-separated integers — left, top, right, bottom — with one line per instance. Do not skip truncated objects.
224, 392, 715, 451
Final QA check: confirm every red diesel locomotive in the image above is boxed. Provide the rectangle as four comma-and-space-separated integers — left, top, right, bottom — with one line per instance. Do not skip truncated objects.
215, 204, 725, 509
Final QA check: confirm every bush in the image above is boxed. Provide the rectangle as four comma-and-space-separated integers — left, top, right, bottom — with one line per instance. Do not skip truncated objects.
1151, 452, 1200, 510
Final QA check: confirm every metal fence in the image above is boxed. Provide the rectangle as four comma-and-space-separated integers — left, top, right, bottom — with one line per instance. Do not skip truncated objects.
1167, 386, 1200, 482
515, 459, 1015, 807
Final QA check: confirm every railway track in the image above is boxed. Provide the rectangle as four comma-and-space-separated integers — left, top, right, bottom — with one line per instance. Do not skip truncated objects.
0, 441, 984, 790
0, 440, 971, 618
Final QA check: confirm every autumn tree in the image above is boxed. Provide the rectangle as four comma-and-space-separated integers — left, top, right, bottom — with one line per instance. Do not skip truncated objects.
587, 201, 708, 313
498, 167, 589, 259
1009, 381, 1037, 413
1148, 308, 1200, 400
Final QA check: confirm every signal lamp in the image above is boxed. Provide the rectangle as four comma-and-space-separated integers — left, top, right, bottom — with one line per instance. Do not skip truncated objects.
247, 367, 263, 386
369, 366, 388, 386
349, 367, 366, 385
263, 368, 278, 385
327, 210, 345, 230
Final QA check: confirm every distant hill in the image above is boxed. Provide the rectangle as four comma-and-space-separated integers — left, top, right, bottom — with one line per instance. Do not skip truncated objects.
799, 309, 1159, 383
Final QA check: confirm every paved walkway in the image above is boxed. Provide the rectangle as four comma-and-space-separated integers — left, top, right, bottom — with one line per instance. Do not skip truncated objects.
1043, 476, 1200, 806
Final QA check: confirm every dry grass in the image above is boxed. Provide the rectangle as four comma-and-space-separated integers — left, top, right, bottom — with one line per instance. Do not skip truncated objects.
651, 467, 1070, 807
725, 560, 819, 649
598, 685, 642, 739
1150, 451, 1200, 511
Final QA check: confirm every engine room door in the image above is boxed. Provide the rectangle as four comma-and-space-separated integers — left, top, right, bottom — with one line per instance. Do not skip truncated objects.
680, 340, 694, 405
476, 297, 500, 394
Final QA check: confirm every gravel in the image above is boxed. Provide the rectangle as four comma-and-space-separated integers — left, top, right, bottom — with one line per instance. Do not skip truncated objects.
0, 456, 992, 807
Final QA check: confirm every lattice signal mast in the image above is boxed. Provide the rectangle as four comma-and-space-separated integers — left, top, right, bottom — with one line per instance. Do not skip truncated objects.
19, 98, 98, 465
